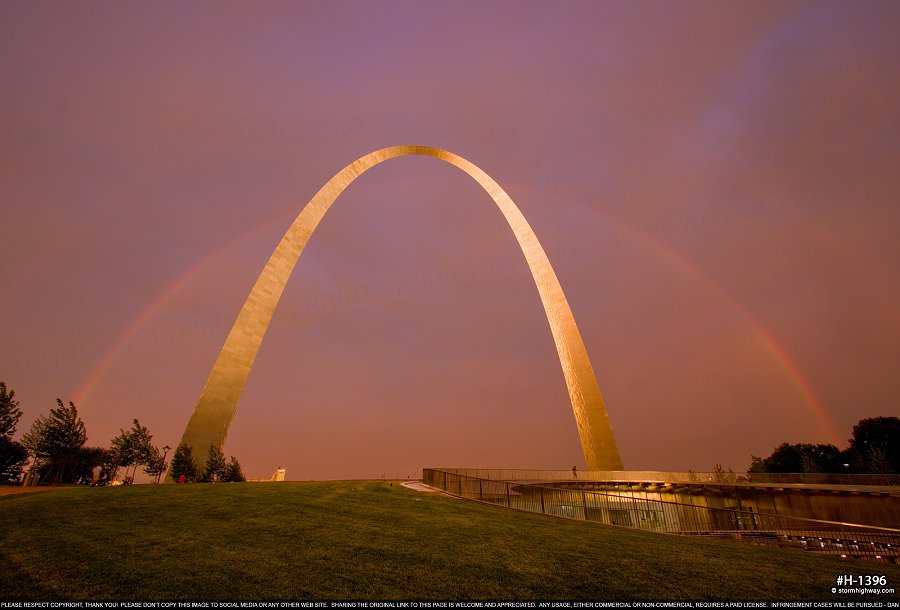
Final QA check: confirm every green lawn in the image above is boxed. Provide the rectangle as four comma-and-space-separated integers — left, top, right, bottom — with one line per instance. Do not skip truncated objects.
1, 481, 897, 600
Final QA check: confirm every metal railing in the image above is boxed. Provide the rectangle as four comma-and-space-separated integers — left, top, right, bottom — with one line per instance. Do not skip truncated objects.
423, 469, 900, 563
430, 468, 900, 487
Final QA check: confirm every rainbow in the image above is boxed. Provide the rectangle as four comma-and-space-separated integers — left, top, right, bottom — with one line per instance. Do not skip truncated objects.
73, 180, 842, 448
589, 209, 842, 445
71, 209, 291, 408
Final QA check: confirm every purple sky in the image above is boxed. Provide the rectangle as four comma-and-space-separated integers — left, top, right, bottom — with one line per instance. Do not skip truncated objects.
2, 1, 899, 480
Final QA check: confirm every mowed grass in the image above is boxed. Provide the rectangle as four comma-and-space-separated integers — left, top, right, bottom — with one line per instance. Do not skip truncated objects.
1, 481, 898, 600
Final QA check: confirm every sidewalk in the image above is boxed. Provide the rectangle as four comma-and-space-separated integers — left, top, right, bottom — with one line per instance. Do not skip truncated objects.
401, 481, 450, 495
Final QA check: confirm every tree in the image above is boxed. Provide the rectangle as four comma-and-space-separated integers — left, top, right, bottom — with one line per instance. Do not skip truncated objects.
711, 463, 737, 483
20, 414, 50, 479
848, 417, 900, 474
0, 438, 27, 482
0, 382, 27, 481
21, 399, 87, 483
222, 456, 245, 483
752, 443, 842, 474
45, 399, 87, 455
748, 455, 765, 474
857, 447, 894, 474
143, 445, 167, 482
69, 447, 107, 484
749, 417, 900, 476
0, 382, 23, 438
168, 444, 198, 482
109, 419, 155, 483
108, 427, 134, 482
200, 445, 226, 482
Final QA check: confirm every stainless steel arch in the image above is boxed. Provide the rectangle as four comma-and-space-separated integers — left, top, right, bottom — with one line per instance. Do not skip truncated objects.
175, 145, 623, 474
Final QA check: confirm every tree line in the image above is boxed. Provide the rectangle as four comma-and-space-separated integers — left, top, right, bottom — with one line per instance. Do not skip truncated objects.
749, 416, 900, 474
168, 443, 244, 483
0, 381, 244, 484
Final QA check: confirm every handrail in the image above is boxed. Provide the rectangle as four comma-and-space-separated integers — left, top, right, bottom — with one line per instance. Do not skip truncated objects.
430, 467, 900, 487
423, 468, 900, 563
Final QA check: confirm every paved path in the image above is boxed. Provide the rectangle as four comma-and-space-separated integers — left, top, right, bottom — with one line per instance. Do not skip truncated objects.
401, 481, 450, 495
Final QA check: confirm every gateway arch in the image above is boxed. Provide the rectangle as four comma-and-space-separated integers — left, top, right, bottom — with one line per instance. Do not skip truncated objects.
175, 145, 624, 473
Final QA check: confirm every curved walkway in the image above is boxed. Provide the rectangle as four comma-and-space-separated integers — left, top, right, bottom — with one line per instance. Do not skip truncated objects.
401, 481, 450, 495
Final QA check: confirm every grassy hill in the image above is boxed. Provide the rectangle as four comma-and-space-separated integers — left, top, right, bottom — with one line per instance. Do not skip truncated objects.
1, 481, 898, 600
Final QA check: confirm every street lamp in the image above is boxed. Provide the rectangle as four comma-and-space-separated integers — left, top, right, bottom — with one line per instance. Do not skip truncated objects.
156, 445, 172, 484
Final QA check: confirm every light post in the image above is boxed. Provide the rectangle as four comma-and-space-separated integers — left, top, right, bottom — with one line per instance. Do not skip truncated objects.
156, 445, 171, 484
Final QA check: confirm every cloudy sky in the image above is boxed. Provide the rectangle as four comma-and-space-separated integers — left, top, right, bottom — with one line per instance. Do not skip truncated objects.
2, 1, 898, 480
